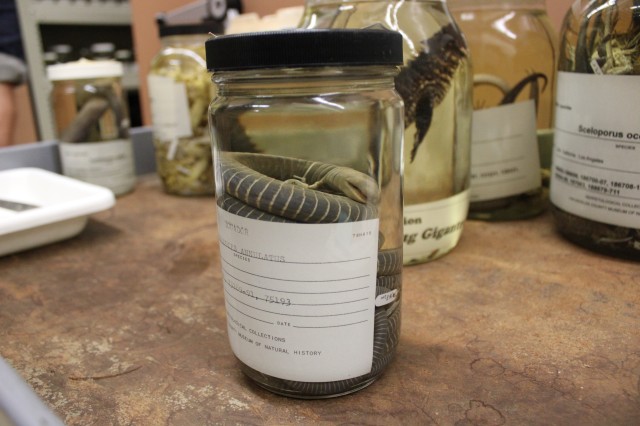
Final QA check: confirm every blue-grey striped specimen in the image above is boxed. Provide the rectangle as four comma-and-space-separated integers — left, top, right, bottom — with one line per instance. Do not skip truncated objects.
218, 151, 402, 397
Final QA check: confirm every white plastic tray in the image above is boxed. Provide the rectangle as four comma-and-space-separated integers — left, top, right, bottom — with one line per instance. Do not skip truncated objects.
0, 168, 115, 257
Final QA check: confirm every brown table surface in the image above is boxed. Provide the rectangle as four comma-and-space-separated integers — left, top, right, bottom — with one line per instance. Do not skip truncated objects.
1, 175, 639, 425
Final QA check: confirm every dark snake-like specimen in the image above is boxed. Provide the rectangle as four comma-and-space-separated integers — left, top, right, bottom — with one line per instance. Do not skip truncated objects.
394, 23, 468, 162
498, 73, 548, 107
218, 152, 402, 397
469, 72, 549, 214
61, 85, 127, 143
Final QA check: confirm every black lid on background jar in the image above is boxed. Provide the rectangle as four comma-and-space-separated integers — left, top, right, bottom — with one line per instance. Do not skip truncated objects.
205, 29, 403, 71
157, 19, 224, 38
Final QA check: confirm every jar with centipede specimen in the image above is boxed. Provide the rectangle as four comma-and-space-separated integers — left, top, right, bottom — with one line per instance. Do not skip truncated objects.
300, 0, 473, 264
206, 29, 404, 398
47, 60, 136, 196
449, 0, 557, 221
549, 0, 640, 260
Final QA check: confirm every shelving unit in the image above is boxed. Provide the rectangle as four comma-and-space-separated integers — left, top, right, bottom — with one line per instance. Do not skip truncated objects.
16, 0, 136, 140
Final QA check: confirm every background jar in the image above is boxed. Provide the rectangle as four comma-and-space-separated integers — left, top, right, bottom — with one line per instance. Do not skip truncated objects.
47, 60, 135, 196
449, 0, 558, 220
207, 29, 404, 398
147, 21, 220, 196
300, 0, 473, 265
550, 0, 640, 260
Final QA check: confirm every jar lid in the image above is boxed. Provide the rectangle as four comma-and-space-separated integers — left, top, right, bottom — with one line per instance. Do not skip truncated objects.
205, 29, 404, 71
47, 59, 123, 81
157, 19, 224, 37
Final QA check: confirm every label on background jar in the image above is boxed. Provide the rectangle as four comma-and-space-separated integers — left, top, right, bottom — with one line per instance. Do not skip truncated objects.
470, 100, 541, 202
59, 139, 136, 195
217, 208, 379, 383
552, 72, 640, 228
147, 74, 193, 141
403, 189, 469, 263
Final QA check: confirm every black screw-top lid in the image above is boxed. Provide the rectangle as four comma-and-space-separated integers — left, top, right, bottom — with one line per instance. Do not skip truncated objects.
157, 17, 224, 37
205, 29, 403, 71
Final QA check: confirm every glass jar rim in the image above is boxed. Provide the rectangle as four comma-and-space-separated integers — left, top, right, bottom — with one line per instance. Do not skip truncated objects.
212, 64, 400, 80
448, 0, 546, 8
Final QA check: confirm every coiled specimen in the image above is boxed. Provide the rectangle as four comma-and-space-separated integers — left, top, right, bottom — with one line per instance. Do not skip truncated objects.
218, 152, 402, 397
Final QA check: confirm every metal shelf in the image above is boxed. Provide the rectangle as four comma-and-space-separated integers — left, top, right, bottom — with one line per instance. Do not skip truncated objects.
16, 0, 133, 140
23, 0, 131, 25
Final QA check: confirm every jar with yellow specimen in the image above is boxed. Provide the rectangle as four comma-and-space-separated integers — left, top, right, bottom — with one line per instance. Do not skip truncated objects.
148, 21, 220, 195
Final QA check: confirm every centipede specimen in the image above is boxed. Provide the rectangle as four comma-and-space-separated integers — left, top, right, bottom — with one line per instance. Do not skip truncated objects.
394, 23, 468, 162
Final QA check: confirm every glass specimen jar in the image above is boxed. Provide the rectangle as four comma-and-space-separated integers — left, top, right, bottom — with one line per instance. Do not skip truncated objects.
207, 29, 404, 398
148, 22, 220, 196
47, 60, 136, 196
450, 0, 557, 220
550, 0, 640, 260
300, 0, 473, 264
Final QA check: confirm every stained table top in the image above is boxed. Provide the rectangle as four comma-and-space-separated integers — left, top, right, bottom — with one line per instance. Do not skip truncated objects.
1, 176, 639, 425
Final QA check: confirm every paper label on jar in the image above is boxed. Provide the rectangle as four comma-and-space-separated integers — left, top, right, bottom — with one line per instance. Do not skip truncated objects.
403, 189, 469, 263
470, 100, 541, 202
58, 139, 135, 195
217, 208, 379, 383
551, 72, 640, 228
147, 74, 193, 141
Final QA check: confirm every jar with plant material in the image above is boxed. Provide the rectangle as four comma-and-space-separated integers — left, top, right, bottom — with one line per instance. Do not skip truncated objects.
550, 0, 640, 260
449, 0, 557, 220
47, 60, 136, 196
300, 0, 473, 264
207, 29, 404, 398
148, 21, 221, 196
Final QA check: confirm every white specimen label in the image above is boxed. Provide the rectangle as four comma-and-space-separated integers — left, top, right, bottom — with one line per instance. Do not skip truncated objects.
217, 208, 379, 383
470, 100, 541, 202
552, 72, 640, 228
403, 189, 469, 262
147, 75, 193, 141
375, 289, 398, 307
59, 139, 135, 195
